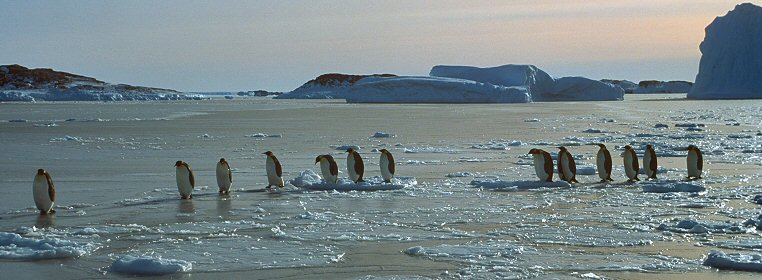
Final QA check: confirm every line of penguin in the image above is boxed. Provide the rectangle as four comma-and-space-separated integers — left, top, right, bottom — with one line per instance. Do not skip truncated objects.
31, 144, 703, 216
32, 148, 397, 215
528, 144, 703, 183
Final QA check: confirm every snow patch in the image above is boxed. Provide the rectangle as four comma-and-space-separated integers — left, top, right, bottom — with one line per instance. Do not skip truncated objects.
111, 255, 192, 275
289, 169, 416, 191
0, 232, 99, 260
640, 181, 705, 193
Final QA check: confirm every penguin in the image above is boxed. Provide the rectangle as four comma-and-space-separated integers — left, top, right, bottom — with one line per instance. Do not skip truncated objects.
32, 169, 56, 215
623, 145, 640, 182
175, 161, 195, 199
263, 151, 284, 188
528, 148, 553, 182
379, 149, 396, 183
686, 145, 703, 180
557, 147, 578, 183
216, 158, 232, 194
644, 144, 658, 180
315, 155, 339, 184
595, 144, 613, 182
346, 148, 364, 183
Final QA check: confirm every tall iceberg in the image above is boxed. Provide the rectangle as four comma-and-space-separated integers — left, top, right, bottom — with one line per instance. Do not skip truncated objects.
688, 3, 762, 99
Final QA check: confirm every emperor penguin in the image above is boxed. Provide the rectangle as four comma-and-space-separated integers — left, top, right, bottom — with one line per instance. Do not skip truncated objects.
216, 158, 232, 194
557, 147, 578, 183
315, 155, 339, 184
346, 148, 365, 183
175, 161, 195, 199
623, 145, 640, 182
686, 145, 703, 180
595, 144, 613, 182
644, 145, 658, 180
379, 149, 395, 183
263, 151, 284, 188
528, 148, 553, 182
32, 169, 56, 215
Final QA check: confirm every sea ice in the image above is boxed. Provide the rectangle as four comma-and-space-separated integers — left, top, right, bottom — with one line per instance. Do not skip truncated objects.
470, 179, 571, 191
0, 232, 99, 260
703, 250, 762, 272
640, 181, 705, 193
111, 255, 192, 275
371, 131, 396, 138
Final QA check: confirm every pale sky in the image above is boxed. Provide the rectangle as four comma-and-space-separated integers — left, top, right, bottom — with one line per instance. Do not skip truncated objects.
0, 0, 750, 92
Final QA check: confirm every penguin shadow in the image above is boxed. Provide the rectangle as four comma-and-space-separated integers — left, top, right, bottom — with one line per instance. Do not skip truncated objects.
216, 196, 232, 217
176, 200, 195, 222
35, 213, 56, 228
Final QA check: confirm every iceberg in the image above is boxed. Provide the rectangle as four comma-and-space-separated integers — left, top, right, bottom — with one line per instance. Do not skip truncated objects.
345, 76, 531, 103
703, 250, 762, 272
276, 73, 395, 99
688, 3, 762, 99
431, 64, 623, 101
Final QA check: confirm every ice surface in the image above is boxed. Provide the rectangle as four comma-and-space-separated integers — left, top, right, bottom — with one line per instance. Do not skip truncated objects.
470, 179, 571, 190
657, 219, 749, 234
689, 3, 762, 99
371, 131, 396, 138
703, 250, 762, 272
289, 170, 416, 191
640, 181, 706, 193
111, 255, 192, 275
0, 232, 99, 259
346, 76, 531, 103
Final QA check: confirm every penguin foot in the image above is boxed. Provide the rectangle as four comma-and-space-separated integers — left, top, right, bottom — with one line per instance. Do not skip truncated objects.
383, 180, 391, 183
266, 185, 273, 189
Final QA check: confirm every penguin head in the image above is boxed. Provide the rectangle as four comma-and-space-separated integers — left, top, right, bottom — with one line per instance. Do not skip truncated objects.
37, 169, 45, 175
346, 148, 355, 154
174, 160, 184, 167
596, 143, 607, 149
219, 158, 226, 163
646, 144, 653, 150
527, 148, 539, 154
624, 145, 633, 150
263, 151, 273, 156
379, 149, 389, 154
315, 155, 323, 164
687, 145, 697, 151
557, 146, 566, 151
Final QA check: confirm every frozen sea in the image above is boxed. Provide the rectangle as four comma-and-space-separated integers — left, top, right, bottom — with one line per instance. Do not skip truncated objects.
1, 95, 761, 279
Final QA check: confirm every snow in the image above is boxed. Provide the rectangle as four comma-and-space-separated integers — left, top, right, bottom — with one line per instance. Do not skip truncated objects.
111, 255, 192, 275
640, 181, 706, 193
431, 64, 623, 102
470, 179, 571, 190
0, 232, 99, 259
703, 250, 762, 272
289, 170, 416, 191
689, 3, 762, 99
345, 76, 531, 103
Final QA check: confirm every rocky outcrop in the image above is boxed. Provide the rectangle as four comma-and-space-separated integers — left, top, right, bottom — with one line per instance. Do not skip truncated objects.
0, 64, 201, 102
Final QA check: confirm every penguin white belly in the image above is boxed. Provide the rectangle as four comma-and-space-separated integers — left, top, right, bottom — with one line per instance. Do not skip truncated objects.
532, 154, 548, 181
596, 152, 608, 180
380, 155, 394, 182
33, 176, 53, 212
266, 157, 283, 186
643, 153, 654, 178
216, 164, 232, 192
624, 153, 637, 180
687, 152, 700, 178
319, 161, 337, 183
560, 154, 574, 180
176, 168, 193, 197
347, 156, 359, 182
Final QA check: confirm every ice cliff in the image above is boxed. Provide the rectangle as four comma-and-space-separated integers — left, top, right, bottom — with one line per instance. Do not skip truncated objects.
688, 3, 762, 99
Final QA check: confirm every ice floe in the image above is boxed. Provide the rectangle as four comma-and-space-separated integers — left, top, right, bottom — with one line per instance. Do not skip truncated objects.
470, 179, 571, 191
703, 250, 762, 272
656, 219, 750, 234
371, 131, 396, 138
111, 255, 192, 275
289, 170, 416, 191
0, 232, 99, 259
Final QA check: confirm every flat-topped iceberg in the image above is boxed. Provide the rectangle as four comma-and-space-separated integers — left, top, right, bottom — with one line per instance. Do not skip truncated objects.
431, 64, 623, 102
689, 3, 762, 99
345, 76, 530, 103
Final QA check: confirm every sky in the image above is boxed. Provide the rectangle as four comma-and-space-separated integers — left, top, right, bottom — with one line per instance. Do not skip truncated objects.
0, 0, 751, 92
